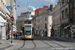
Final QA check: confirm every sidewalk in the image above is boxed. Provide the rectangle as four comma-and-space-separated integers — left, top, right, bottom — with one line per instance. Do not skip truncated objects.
51, 37, 75, 42
0, 36, 22, 50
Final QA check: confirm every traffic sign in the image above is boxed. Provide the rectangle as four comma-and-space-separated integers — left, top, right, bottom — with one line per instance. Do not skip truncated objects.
10, 17, 14, 21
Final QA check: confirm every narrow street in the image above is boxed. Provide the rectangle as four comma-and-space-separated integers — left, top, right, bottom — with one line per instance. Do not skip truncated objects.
1, 36, 74, 50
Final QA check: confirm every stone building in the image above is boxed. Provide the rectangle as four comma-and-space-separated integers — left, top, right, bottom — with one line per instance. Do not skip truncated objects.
0, 0, 16, 40
52, 3, 61, 37
60, 0, 75, 38
32, 5, 53, 37
16, 11, 35, 32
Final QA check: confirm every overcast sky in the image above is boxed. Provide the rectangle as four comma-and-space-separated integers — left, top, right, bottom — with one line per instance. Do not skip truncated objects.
16, 0, 58, 18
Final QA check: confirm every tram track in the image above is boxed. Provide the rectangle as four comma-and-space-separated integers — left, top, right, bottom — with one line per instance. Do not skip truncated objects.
41, 37, 66, 48
36, 37, 53, 48
14, 37, 25, 50
36, 36, 68, 50
16, 39, 36, 50
17, 40, 26, 50
32, 40, 36, 50
14, 36, 67, 50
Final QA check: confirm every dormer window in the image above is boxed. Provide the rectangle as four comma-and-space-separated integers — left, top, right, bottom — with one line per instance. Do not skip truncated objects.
62, 0, 64, 4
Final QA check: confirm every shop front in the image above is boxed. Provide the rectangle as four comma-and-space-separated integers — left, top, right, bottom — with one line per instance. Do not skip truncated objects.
54, 27, 60, 37
0, 24, 2, 41
0, 15, 6, 40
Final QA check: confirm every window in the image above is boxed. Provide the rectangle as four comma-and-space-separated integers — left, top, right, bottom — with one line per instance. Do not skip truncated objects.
73, 1, 75, 8
45, 17, 47, 21
65, 9, 68, 17
70, 3, 72, 10
62, 0, 64, 4
65, 0, 68, 4
62, 10, 64, 18
25, 26, 31, 31
25, 25, 31, 35
45, 23, 47, 29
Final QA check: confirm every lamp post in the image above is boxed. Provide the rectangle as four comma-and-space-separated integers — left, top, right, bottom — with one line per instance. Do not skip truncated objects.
10, 0, 13, 44
10, 16, 14, 44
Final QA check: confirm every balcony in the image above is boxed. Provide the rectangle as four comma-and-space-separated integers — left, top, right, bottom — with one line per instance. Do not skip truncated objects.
0, 1, 11, 22
6, 8, 10, 15
0, 7, 6, 14
6, 8, 10, 19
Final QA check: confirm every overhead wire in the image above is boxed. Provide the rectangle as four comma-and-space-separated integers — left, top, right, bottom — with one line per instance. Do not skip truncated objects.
16, 0, 27, 7
16, 0, 31, 11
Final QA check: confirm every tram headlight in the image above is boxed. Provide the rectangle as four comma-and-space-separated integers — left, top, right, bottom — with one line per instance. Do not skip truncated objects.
25, 35, 26, 37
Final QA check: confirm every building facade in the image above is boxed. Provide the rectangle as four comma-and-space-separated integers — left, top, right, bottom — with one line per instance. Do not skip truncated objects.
52, 3, 61, 37
32, 5, 53, 37
60, 0, 75, 38
17, 11, 35, 32
0, 0, 16, 41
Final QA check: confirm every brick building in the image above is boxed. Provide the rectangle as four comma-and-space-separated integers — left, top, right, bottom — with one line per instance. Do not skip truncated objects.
35, 6, 48, 16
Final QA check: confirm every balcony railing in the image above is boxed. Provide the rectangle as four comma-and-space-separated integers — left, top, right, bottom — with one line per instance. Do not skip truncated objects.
6, 8, 10, 15
0, 7, 6, 14
0, 1, 10, 19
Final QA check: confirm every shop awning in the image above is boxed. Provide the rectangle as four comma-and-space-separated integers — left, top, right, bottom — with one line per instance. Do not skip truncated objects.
0, 16, 6, 23
64, 25, 71, 29
0, 23, 3, 26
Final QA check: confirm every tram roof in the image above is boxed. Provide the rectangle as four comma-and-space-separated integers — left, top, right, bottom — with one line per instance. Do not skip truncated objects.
22, 24, 33, 27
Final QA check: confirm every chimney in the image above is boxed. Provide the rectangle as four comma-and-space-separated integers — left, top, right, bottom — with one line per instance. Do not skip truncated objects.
43, 6, 48, 8
35, 9, 39, 16
43, 6, 48, 10
50, 4, 53, 11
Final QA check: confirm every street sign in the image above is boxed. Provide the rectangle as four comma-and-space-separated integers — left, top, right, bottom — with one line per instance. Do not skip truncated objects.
10, 17, 14, 21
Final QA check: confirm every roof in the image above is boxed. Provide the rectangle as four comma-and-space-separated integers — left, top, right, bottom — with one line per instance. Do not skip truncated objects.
32, 7, 52, 20
17, 17, 32, 21
22, 24, 33, 27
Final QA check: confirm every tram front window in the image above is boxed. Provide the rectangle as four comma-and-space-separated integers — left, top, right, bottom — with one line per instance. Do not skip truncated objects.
25, 25, 31, 35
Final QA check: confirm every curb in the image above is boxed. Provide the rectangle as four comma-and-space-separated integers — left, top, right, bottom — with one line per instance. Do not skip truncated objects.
53, 37, 75, 42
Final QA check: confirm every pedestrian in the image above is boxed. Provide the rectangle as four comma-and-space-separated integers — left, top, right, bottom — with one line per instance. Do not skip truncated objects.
9, 31, 11, 41
16, 32, 17, 38
41, 34, 43, 37
13, 32, 16, 38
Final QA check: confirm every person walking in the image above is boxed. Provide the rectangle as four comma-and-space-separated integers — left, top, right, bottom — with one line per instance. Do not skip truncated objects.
13, 32, 16, 38
16, 32, 17, 38
9, 31, 11, 41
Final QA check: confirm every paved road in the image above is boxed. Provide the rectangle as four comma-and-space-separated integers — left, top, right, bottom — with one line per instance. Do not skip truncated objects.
1, 36, 75, 50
